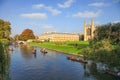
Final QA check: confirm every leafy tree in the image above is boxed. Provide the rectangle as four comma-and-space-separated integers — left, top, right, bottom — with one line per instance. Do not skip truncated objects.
82, 22, 120, 69
94, 23, 120, 45
13, 34, 19, 41
19, 29, 35, 41
0, 19, 11, 39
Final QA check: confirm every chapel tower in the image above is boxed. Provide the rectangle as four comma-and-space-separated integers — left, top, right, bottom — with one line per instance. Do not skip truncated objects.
84, 18, 95, 41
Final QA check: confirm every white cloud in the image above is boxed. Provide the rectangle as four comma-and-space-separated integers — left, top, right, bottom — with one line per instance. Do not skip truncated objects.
28, 22, 56, 32
21, 13, 47, 19
32, 4, 61, 15
32, 4, 45, 9
112, 20, 120, 23
58, 0, 75, 8
41, 24, 56, 32
72, 10, 101, 18
88, 2, 106, 7
45, 6, 61, 15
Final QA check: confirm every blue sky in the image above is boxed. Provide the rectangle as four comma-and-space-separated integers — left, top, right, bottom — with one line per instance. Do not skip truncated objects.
0, 0, 120, 36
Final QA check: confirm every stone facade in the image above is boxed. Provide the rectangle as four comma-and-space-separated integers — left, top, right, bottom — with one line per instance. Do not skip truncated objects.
39, 19, 95, 42
39, 32, 79, 42
84, 19, 96, 41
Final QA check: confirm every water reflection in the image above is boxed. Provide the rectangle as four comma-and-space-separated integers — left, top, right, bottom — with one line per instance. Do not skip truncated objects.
7, 44, 120, 80
33, 53, 37, 58
86, 61, 120, 80
19, 45, 34, 59
83, 64, 90, 77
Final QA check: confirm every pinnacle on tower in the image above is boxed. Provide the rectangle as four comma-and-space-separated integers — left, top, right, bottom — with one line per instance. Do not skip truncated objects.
91, 18, 94, 26
84, 19, 86, 27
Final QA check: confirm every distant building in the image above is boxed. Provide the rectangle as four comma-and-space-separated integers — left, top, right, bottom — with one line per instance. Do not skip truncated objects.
39, 32, 79, 42
84, 18, 96, 41
39, 19, 95, 42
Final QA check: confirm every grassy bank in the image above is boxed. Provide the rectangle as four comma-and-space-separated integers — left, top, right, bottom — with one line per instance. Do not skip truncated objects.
0, 39, 9, 60
0, 39, 9, 51
0, 39, 9, 45
29, 41, 89, 56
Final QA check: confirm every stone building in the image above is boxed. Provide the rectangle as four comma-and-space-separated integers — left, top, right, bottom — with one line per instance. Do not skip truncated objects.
84, 19, 96, 41
39, 32, 79, 42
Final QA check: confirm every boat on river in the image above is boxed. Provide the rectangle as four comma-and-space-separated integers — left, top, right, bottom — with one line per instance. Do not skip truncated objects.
67, 56, 87, 64
8, 48, 14, 51
40, 48, 47, 54
32, 49, 36, 54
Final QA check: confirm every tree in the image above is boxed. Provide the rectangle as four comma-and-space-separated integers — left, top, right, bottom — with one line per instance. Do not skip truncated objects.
82, 22, 120, 69
0, 41, 11, 80
0, 19, 11, 39
19, 29, 35, 41
94, 22, 120, 45
13, 34, 19, 41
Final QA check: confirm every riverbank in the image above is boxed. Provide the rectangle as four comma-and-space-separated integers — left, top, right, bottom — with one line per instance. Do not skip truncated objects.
0, 39, 9, 53
29, 41, 89, 57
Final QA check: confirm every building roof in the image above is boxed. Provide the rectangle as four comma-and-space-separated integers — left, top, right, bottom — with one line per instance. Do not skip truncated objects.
40, 32, 78, 36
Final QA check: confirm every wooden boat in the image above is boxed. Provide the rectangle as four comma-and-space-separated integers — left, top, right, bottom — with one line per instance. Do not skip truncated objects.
67, 56, 87, 64
41, 50, 47, 53
40, 48, 47, 53
8, 48, 14, 51
32, 49, 36, 54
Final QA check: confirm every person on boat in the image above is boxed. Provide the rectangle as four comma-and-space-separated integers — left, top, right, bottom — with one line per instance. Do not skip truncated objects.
43, 48, 46, 52
43, 48, 45, 51
8, 47, 14, 51
32, 48, 36, 54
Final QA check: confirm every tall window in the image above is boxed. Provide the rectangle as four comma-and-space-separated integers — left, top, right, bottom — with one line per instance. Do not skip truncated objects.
87, 28, 91, 35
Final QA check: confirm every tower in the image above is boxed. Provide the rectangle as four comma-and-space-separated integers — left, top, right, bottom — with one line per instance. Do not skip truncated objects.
91, 18, 95, 39
84, 18, 95, 41
84, 19, 87, 41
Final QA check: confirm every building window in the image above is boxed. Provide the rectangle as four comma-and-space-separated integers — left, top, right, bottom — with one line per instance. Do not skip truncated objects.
87, 28, 91, 35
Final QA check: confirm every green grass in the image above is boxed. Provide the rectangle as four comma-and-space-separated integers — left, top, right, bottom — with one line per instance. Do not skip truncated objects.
63, 41, 89, 47
29, 41, 89, 56
0, 38, 9, 47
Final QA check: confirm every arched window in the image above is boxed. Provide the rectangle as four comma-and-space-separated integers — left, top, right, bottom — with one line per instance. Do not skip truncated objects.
87, 28, 91, 35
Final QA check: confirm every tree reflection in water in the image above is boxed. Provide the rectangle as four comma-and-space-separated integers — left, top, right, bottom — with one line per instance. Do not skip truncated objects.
19, 45, 34, 59
85, 61, 120, 80
0, 42, 11, 80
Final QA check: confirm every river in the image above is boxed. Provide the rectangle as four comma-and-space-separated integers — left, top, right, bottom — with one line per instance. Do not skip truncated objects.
3, 45, 120, 80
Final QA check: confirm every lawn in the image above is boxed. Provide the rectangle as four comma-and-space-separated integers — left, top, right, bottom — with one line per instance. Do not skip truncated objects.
29, 41, 89, 56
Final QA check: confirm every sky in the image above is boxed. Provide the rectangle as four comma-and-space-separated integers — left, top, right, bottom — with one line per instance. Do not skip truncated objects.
0, 0, 120, 37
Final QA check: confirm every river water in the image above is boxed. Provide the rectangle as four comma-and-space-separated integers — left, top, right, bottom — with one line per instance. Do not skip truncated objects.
6, 45, 119, 80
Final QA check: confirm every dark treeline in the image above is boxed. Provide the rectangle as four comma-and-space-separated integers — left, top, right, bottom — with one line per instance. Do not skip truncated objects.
82, 22, 120, 69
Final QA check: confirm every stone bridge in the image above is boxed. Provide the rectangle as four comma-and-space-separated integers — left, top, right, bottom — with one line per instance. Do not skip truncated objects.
17, 41, 26, 44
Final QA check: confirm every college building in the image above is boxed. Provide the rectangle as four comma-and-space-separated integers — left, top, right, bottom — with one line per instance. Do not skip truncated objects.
84, 18, 96, 41
38, 19, 96, 42
39, 32, 80, 42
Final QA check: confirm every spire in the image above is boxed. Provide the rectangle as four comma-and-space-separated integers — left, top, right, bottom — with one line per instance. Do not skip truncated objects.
84, 19, 86, 27
91, 18, 94, 27
84, 19, 87, 41
91, 18, 95, 39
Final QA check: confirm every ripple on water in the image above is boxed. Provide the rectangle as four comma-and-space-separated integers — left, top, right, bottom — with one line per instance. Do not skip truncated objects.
9, 46, 120, 80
